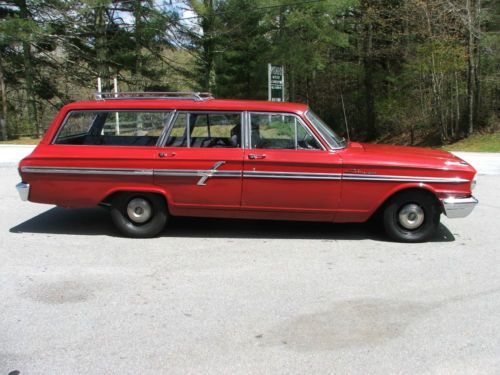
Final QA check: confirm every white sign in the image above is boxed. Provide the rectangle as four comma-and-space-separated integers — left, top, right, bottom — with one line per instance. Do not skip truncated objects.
268, 64, 284, 102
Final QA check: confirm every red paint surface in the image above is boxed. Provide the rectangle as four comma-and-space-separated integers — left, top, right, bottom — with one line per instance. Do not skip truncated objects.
19, 99, 476, 223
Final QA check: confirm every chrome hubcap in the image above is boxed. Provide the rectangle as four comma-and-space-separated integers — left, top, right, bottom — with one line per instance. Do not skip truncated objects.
398, 204, 424, 230
126, 198, 152, 224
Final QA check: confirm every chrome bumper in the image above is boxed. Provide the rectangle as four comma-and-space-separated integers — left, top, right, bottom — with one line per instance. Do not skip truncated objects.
16, 182, 30, 201
441, 196, 478, 218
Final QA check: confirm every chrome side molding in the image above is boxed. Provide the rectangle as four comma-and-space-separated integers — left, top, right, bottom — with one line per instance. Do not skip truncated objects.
197, 161, 226, 186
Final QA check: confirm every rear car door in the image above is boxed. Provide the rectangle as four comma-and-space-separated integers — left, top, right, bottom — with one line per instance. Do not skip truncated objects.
30, 109, 171, 208
241, 112, 342, 220
154, 111, 244, 212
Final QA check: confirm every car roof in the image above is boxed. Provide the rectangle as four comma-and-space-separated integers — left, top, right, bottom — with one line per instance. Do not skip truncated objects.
62, 99, 309, 114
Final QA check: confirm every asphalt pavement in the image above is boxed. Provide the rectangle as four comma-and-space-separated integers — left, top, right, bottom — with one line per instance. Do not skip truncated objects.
0, 146, 499, 374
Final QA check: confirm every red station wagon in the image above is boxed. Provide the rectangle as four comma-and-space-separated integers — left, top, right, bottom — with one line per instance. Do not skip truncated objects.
16, 92, 478, 242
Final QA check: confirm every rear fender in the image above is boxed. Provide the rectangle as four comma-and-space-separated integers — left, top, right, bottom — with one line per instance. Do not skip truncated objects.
100, 186, 172, 208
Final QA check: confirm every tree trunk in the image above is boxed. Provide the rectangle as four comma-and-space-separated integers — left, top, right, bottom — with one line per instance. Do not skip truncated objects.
466, 0, 476, 135
473, 0, 482, 125
134, 0, 143, 88
199, 0, 215, 92
454, 71, 460, 138
363, 18, 376, 140
95, 5, 109, 91
18, 0, 39, 137
0, 61, 7, 141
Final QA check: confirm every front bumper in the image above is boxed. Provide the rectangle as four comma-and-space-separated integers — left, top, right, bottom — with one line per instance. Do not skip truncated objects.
16, 182, 30, 201
441, 196, 478, 218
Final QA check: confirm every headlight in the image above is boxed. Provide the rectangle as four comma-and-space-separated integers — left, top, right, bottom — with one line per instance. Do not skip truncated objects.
471, 176, 477, 191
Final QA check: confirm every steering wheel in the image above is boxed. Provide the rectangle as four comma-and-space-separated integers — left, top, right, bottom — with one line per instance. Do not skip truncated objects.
208, 137, 231, 148
298, 132, 315, 149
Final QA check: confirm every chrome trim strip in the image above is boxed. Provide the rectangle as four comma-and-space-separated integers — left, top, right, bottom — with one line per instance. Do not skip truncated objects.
153, 170, 199, 177
342, 173, 469, 184
197, 160, 226, 185
156, 110, 177, 147
244, 171, 342, 180
16, 182, 30, 201
441, 196, 478, 218
20, 166, 469, 184
21, 166, 242, 178
21, 166, 153, 176
153, 170, 241, 178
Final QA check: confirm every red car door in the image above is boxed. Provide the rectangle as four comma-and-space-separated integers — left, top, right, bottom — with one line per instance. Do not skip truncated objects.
241, 112, 342, 221
154, 111, 244, 214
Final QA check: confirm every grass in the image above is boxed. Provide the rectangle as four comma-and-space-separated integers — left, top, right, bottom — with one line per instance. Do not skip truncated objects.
444, 132, 500, 152
0, 137, 41, 145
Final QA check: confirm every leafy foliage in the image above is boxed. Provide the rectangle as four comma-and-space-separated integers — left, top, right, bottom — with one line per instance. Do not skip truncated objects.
0, 0, 498, 144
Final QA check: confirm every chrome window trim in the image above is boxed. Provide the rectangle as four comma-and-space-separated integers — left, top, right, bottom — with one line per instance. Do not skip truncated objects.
304, 110, 346, 151
160, 110, 245, 149
52, 109, 174, 146
248, 111, 326, 151
243, 111, 250, 149
156, 110, 177, 147
52, 110, 98, 144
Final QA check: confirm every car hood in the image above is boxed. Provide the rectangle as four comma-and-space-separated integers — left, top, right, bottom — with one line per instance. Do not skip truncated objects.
342, 142, 475, 173
360, 143, 454, 160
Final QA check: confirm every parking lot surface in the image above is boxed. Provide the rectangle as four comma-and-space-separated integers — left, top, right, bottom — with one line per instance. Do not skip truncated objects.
1, 159, 499, 374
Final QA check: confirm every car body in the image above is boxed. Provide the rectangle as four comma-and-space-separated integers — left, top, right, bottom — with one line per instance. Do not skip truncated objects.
16, 92, 478, 241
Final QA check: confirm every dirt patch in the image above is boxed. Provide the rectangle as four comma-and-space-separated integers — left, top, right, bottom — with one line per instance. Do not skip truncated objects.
21, 280, 97, 304
260, 299, 430, 351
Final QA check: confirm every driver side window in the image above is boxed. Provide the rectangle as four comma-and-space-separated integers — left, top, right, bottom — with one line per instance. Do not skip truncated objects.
250, 113, 322, 150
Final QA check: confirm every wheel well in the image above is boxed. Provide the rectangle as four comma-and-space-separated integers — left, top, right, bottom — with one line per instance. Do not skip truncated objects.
371, 187, 442, 221
100, 191, 168, 210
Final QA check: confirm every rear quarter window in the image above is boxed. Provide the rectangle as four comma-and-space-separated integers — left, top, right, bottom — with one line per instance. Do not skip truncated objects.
54, 110, 172, 146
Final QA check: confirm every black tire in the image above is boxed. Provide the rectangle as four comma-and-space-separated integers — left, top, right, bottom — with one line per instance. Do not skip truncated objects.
383, 190, 440, 243
110, 192, 168, 238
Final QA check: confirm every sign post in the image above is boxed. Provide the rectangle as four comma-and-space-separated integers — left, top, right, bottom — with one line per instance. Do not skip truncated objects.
268, 64, 284, 102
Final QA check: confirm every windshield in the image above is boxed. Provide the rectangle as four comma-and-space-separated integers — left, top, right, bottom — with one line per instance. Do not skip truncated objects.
305, 110, 346, 149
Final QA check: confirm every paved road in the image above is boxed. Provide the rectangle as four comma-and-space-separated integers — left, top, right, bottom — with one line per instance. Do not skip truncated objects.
1, 161, 499, 373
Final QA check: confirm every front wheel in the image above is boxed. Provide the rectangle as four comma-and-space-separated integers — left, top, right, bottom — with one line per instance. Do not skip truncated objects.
110, 192, 168, 238
383, 191, 440, 243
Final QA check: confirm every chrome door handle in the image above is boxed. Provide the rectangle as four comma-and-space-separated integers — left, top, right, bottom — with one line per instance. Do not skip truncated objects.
248, 154, 266, 160
159, 152, 176, 158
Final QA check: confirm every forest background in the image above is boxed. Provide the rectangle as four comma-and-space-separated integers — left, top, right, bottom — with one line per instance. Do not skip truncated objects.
0, 0, 498, 146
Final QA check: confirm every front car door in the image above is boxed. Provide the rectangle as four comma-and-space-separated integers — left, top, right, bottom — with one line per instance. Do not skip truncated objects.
241, 112, 342, 221
154, 111, 244, 216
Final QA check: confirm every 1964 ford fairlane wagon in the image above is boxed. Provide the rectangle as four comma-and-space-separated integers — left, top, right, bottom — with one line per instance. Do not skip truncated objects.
16, 92, 478, 242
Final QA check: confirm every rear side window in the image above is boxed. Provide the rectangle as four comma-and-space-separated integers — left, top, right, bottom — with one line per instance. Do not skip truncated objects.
164, 112, 241, 148
54, 110, 171, 146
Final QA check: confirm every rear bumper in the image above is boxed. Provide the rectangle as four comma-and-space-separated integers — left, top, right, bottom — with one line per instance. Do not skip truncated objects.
441, 196, 478, 218
16, 182, 30, 201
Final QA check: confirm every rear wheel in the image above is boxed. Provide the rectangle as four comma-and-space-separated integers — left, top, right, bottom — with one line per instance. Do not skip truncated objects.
110, 192, 168, 238
383, 191, 440, 243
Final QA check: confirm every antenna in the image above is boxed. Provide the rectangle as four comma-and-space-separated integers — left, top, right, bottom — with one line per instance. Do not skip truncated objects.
340, 90, 350, 143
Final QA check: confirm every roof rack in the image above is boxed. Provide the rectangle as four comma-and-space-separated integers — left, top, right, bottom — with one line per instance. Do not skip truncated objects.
94, 91, 214, 101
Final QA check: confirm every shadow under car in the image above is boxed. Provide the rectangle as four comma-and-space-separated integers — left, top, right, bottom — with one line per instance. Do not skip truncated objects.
9, 206, 455, 242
